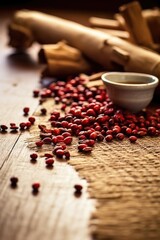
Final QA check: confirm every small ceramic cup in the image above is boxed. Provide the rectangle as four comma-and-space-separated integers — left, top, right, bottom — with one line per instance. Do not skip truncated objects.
101, 72, 159, 112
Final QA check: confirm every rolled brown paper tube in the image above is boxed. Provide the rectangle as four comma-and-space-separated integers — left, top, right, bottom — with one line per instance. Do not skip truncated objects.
9, 10, 160, 97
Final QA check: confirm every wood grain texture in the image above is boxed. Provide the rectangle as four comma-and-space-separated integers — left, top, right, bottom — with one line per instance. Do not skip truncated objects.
0, 11, 94, 240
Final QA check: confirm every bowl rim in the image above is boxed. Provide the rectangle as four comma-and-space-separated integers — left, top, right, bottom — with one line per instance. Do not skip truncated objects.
101, 72, 159, 89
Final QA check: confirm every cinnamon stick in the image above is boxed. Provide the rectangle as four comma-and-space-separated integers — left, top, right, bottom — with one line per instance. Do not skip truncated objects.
119, 1, 155, 48
38, 41, 93, 77
89, 17, 123, 30
142, 8, 160, 44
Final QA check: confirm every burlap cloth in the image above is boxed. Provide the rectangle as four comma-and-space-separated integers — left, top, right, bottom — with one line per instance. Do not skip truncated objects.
30, 100, 160, 240
70, 136, 160, 240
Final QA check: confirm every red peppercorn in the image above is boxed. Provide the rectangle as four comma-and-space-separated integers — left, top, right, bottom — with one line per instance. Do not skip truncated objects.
97, 134, 104, 141
10, 125, 19, 132
28, 116, 36, 124
40, 132, 52, 139
86, 109, 96, 116
85, 139, 95, 147
45, 158, 54, 167
82, 146, 92, 153
25, 121, 32, 128
126, 127, 132, 135
148, 126, 156, 136
32, 182, 40, 192
74, 184, 83, 194
105, 135, 113, 142
43, 137, 52, 144
116, 133, 124, 140
52, 146, 63, 154
137, 131, 146, 137
61, 121, 69, 128
44, 153, 53, 158
64, 150, 70, 159
33, 89, 40, 97
23, 107, 30, 115
81, 118, 89, 126
52, 128, 61, 135
64, 136, 73, 145
89, 132, 97, 140
19, 122, 26, 130
55, 149, 65, 158
62, 132, 71, 138
129, 135, 137, 143
56, 135, 64, 142
35, 140, 43, 147
51, 111, 60, 119
0, 124, 8, 131
112, 125, 121, 135
10, 123, 16, 127
78, 143, 88, 151
10, 176, 18, 187
52, 136, 58, 144
40, 108, 47, 115
30, 153, 38, 160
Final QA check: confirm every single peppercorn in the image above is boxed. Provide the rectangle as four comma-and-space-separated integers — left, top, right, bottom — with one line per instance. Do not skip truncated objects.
28, 116, 36, 124
40, 108, 47, 115
116, 133, 125, 140
82, 146, 92, 153
25, 121, 32, 129
129, 135, 137, 143
32, 182, 40, 192
30, 153, 38, 161
19, 122, 26, 130
45, 158, 54, 167
10, 176, 18, 187
23, 107, 30, 115
35, 140, 43, 147
0, 124, 8, 132
74, 184, 83, 194
33, 89, 40, 97
44, 153, 53, 158
105, 135, 113, 142
10, 125, 19, 132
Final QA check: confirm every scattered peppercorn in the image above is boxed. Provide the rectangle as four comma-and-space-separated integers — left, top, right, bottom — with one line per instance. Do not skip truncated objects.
32, 182, 40, 192
19, 122, 26, 130
74, 184, 83, 194
35, 140, 43, 147
45, 158, 54, 167
0, 124, 8, 132
10, 125, 19, 132
28, 116, 36, 124
25, 121, 32, 128
30, 153, 38, 161
33, 89, 40, 98
40, 108, 47, 115
44, 153, 53, 158
10, 176, 18, 187
23, 107, 30, 115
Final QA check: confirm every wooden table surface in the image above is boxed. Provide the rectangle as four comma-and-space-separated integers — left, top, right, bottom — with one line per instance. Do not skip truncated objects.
0, 9, 111, 240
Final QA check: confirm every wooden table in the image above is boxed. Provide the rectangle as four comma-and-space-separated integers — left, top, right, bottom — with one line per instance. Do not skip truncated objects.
2, 8, 160, 240
0, 9, 110, 240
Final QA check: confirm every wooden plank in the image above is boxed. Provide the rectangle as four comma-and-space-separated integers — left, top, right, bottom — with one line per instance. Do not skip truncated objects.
0, 11, 94, 240
0, 132, 93, 240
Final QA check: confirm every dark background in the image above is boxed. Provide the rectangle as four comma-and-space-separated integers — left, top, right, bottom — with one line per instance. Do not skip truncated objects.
1, 0, 160, 12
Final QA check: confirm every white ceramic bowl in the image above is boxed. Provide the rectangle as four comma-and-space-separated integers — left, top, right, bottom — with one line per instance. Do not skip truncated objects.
102, 72, 159, 112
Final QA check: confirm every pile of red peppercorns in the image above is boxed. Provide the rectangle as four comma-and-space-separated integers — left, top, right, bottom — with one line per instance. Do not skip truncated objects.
31, 76, 160, 157
3, 75, 160, 195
